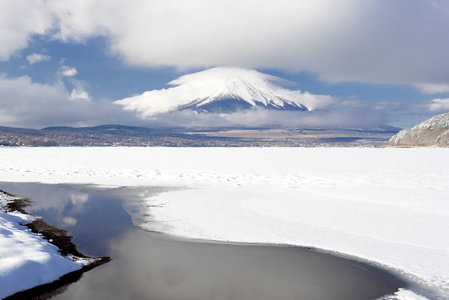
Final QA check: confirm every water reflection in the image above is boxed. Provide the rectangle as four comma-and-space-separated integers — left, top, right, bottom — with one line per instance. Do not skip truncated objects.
0, 182, 405, 300
0, 182, 134, 257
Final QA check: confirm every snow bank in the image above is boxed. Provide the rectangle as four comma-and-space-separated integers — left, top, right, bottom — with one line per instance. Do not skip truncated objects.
0, 192, 87, 299
380, 289, 429, 300
0, 147, 448, 299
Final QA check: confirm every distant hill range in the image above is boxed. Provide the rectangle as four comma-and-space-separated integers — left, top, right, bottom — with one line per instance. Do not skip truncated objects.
0, 125, 196, 147
0, 124, 399, 147
389, 112, 449, 147
41, 124, 172, 136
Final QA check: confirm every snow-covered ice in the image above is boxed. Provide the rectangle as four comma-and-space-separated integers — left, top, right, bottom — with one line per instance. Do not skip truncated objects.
0, 147, 448, 299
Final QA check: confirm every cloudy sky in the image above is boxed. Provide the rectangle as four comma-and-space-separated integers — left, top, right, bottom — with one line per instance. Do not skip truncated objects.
1, 0, 449, 129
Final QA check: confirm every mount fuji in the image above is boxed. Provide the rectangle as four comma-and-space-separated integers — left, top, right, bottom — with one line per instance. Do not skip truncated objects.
115, 67, 333, 117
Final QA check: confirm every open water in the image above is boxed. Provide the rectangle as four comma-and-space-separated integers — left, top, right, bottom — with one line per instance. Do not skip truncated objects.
1, 182, 406, 300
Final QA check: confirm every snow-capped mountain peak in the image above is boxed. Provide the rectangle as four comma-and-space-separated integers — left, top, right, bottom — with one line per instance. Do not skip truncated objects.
115, 67, 333, 116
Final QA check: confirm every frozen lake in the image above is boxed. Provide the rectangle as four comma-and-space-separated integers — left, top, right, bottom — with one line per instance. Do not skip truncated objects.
0, 147, 448, 299
2, 182, 404, 300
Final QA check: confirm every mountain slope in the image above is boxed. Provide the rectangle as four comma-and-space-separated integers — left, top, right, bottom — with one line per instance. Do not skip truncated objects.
114, 67, 333, 116
389, 112, 449, 147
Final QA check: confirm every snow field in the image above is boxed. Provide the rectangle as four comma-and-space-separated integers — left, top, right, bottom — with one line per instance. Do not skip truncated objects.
0, 147, 448, 299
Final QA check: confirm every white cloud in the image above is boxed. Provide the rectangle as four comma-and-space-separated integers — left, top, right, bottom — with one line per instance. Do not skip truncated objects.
0, 74, 68, 127
48, 0, 449, 85
0, 74, 134, 128
69, 79, 91, 101
415, 83, 449, 95
70, 88, 90, 101
0, 0, 53, 60
429, 98, 449, 112
128, 104, 389, 129
26, 53, 51, 64
59, 66, 78, 77
2, 1, 449, 85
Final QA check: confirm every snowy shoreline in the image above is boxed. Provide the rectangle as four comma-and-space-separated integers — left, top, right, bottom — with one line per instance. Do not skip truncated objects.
0, 190, 108, 299
0, 147, 448, 300
1, 182, 406, 300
